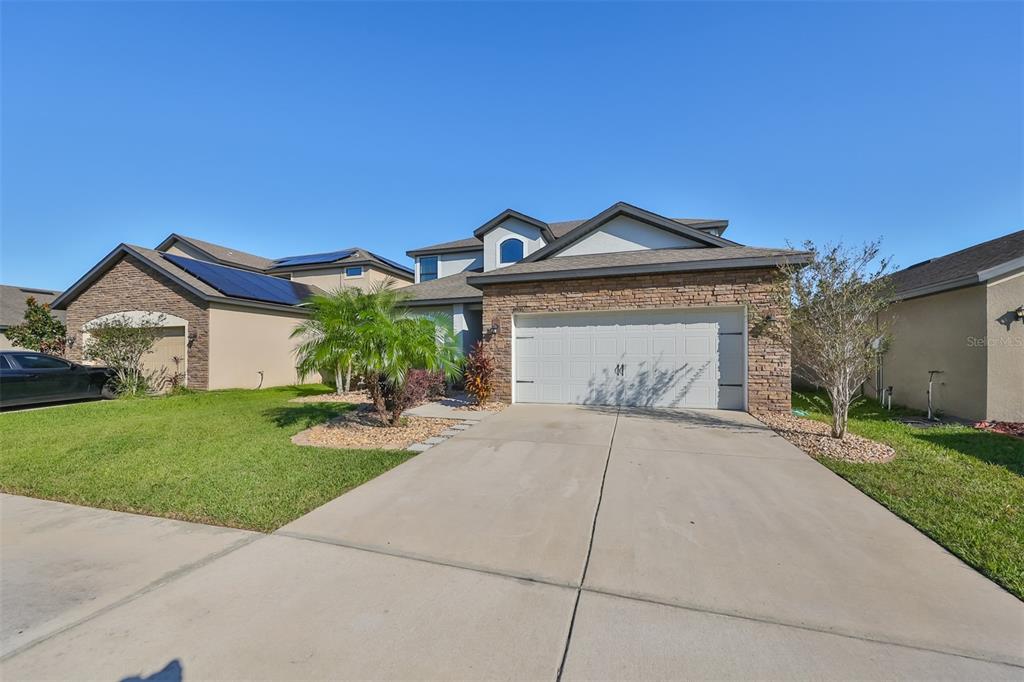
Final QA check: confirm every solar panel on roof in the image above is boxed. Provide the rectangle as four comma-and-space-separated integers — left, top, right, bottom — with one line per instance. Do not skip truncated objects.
271, 249, 356, 269
163, 254, 315, 306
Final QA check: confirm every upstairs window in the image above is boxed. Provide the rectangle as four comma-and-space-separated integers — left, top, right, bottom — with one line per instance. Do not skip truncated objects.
420, 256, 438, 282
345, 266, 363, 278
499, 238, 524, 264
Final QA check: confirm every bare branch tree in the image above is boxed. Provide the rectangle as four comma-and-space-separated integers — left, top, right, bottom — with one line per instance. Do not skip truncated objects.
781, 240, 895, 438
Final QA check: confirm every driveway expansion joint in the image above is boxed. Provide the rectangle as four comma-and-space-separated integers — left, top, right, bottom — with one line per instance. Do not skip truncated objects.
556, 407, 620, 681
576, 586, 1024, 670
273, 529, 581, 591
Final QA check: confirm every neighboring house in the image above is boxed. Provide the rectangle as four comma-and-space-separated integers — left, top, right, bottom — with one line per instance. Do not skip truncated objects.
865, 230, 1024, 423
0, 285, 65, 350
51, 235, 414, 390
403, 202, 809, 412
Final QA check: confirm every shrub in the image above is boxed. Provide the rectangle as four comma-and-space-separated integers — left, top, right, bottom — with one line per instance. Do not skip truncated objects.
464, 341, 495, 406
83, 313, 166, 397
378, 369, 446, 425
5, 297, 69, 356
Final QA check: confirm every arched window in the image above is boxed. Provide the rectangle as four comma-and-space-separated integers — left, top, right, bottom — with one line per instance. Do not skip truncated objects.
499, 238, 524, 264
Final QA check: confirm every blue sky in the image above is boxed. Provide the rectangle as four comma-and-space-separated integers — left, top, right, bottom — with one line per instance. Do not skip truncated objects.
2, 1, 1021, 290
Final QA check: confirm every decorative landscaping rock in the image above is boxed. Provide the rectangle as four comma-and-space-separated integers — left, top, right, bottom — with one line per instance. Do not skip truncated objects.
292, 408, 461, 451
753, 412, 896, 463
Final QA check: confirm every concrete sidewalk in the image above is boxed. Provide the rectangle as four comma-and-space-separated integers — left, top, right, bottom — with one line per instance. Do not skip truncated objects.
2, 405, 1022, 680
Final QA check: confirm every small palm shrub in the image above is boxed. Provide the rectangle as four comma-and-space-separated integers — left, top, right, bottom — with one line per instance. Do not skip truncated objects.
464, 341, 495, 406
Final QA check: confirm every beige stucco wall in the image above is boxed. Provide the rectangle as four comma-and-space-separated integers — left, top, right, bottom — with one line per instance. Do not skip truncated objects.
207, 303, 314, 390
878, 286, 988, 421
289, 266, 410, 292
985, 271, 1024, 422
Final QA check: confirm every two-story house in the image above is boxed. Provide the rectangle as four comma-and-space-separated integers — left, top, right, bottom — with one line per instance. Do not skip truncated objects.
403, 202, 807, 412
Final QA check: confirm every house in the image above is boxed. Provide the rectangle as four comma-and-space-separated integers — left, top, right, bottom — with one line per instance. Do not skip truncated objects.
0, 285, 65, 350
403, 202, 809, 412
865, 230, 1024, 422
51, 235, 414, 390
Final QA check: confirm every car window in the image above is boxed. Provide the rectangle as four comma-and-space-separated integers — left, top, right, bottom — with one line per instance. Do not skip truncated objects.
12, 353, 71, 370
0, 355, 10, 370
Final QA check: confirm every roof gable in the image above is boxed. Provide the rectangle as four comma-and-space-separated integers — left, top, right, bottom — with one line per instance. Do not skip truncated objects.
51, 244, 315, 313
155, 234, 276, 271
524, 202, 735, 262
471, 209, 555, 242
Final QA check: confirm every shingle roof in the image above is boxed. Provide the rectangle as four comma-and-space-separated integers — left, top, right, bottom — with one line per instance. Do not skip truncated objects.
267, 247, 413, 277
161, 234, 413, 278
0, 285, 65, 329
162, 234, 277, 271
52, 244, 323, 313
401, 270, 482, 305
887, 230, 1024, 299
406, 218, 728, 256
129, 245, 225, 298
468, 246, 810, 285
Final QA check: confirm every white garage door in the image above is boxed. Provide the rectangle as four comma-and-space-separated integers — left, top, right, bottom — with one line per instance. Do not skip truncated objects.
514, 308, 745, 409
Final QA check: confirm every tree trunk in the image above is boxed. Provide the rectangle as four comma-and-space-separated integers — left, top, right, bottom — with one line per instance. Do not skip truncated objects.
335, 361, 344, 396
366, 372, 387, 424
831, 399, 848, 438
345, 358, 352, 393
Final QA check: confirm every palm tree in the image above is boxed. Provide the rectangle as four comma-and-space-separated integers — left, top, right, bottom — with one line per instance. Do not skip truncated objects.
352, 284, 462, 424
291, 287, 364, 394
292, 280, 462, 421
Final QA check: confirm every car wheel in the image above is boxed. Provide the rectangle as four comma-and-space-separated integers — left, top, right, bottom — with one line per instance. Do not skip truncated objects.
101, 383, 118, 400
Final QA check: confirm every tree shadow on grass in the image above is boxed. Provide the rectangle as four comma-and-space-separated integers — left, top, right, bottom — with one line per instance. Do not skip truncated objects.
262, 403, 354, 430
911, 430, 1024, 476
288, 384, 335, 398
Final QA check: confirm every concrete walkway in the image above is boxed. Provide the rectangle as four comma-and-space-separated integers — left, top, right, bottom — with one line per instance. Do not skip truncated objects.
3, 406, 1022, 680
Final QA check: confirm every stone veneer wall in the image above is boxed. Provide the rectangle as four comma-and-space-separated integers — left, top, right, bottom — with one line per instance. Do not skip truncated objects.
480, 267, 792, 413
64, 256, 210, 389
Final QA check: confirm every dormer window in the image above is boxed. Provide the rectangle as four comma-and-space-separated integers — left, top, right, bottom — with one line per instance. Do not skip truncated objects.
499, 238, 524, 264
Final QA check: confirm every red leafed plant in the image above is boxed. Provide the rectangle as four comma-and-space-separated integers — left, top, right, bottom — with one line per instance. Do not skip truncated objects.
464, 341, 495, 406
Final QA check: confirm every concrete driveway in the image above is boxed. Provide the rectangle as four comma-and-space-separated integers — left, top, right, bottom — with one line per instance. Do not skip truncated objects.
2, 405, 1022, 680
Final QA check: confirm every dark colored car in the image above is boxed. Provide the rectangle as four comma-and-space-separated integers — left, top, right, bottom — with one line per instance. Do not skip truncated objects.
0, 351, 115, 408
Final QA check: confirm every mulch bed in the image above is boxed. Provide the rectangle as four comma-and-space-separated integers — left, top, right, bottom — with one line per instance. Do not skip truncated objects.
292, 406, 461, 450
290, 391, 371, 405
975, 421, 1024, 440
454, 401, 507, 413
754, 412, 896, 463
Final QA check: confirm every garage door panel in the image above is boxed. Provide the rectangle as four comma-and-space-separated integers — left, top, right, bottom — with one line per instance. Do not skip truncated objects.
569, 360, 592, 380
540, 338, 563, 356
592, 335, 617, 356
515, 309, 745, 410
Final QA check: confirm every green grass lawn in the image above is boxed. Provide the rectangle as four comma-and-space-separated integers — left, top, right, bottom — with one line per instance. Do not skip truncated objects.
0, 386, 414, 532
794, 391, 1024, 600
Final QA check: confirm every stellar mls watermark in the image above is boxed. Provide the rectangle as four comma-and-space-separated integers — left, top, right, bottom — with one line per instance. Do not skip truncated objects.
966, 336, 1024, 347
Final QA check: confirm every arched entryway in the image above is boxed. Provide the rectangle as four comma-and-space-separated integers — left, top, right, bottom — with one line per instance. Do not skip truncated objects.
82, 311, 189, 388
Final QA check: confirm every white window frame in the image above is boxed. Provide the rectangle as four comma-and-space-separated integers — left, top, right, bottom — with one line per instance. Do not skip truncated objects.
344, 265, 364, 279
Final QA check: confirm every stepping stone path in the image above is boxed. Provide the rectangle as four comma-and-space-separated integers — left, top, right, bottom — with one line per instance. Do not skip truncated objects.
406, 420, 478, 452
